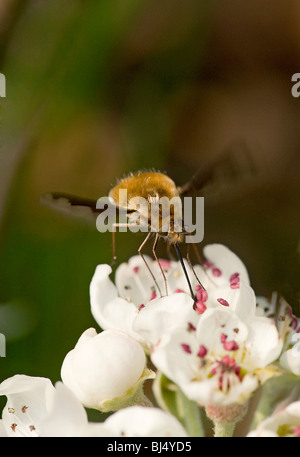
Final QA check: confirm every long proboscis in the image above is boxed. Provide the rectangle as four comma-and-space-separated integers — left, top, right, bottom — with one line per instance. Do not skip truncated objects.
174, 242, 197, 309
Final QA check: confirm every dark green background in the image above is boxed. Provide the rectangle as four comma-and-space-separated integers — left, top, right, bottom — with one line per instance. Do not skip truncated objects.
0, 0, 300, 421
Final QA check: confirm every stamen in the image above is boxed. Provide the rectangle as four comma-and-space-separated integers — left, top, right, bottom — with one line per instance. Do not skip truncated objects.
187, 322, 196, 332
212, 267, 222, 277
223, 340, 239, 351
197, 345, 207, 358
11, 423, 17, 432
150, 291, 157, 301
203, 261, 213, 268
220, 333, 239, 351
230, 272, 240, 289
230, 273, 239, 281
293, 426, 300, 437
195, 301, 207, 314
217, 298, 230, 307
181, 343, 192, 354
220, 333, 227, 343
196, 288, 208, 303
291, 316, 299, 330
159, 259, 171, 271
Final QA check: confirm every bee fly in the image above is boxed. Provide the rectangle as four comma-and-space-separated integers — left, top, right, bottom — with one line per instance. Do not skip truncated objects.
41, 147, 257, 308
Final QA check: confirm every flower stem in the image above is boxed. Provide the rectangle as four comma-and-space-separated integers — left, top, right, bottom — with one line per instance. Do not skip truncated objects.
205, 402, 248, 437
177, 389, 205, 437
214, 421, 235, 437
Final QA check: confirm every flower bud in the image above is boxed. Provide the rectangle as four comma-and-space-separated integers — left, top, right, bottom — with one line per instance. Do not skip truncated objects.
61, 328, 154, 412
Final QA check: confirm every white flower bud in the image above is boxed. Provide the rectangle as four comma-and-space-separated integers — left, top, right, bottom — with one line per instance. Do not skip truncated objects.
102, 405, 188, 437
61, 328, 154, 411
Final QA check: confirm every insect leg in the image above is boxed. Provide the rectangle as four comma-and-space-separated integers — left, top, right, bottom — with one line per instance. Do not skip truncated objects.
166, 241, 176, 260
186, 243, 206, 290
110, 222, 137, 266
192, 242, 204, 265
191, 242, 219, 288
138, 232, 162, 297
111, 229, 117, 266
152, 233, 168, 296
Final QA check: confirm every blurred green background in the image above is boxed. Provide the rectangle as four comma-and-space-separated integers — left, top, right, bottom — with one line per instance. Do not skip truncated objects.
0, 0, 300, 418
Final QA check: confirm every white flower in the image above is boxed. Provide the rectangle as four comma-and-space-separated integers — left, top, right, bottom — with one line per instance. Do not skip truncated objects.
0, 374, 188, 437
61, 328, 154, 412
133, 249, 256, 347
275, 298, 300, 376
0, 375, 54, 436
202, 244, 250, 287
0, 375, 188, 437
200, 244, 255, 322
85, 406, 189, 437
89, 255, 203, 340
0, 376, 90, 437
256, 293, 300, 377
90, 245, 257, 348
255, 291, 279, 317
279, 320, 300, 376
247, 401, 300, 437
132, 293, 198, 347
151, 304, 283, 407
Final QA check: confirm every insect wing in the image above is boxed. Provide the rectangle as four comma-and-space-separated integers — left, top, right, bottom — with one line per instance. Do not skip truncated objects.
178, 144, 259, 201
40, 192, 130, 228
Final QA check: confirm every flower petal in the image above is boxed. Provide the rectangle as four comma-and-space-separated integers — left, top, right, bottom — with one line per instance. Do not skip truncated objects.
0, 420, 7, 437
0, 375, 55, 437
203, 244, 250, 285
61, 328, 146, 410
280, 348, 300, 376
246, 317, 283, 369
103, 405, 188, 437
208, 283, 256, 320
133, 293, 198, 346
196, 308, 248, 349
115, 256, 158, 304
39, 382, 88, 437
90, 264, 140, 338
151, 330, 199, 385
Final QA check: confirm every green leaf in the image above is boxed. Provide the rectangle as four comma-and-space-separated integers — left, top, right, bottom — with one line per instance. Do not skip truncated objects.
153, 371, 205, 437
251, 370, 300, 430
